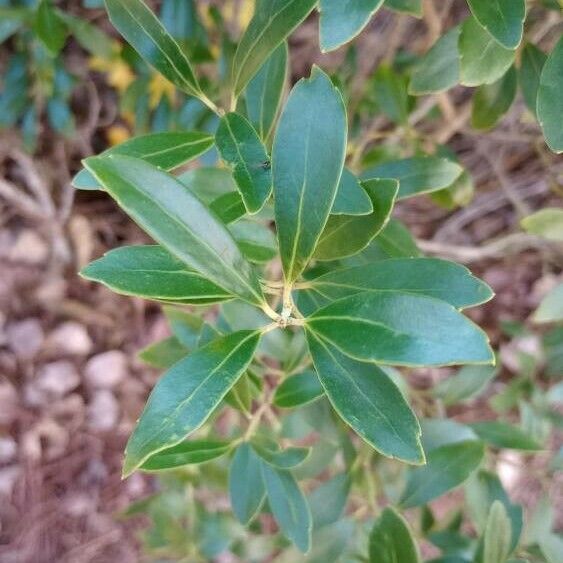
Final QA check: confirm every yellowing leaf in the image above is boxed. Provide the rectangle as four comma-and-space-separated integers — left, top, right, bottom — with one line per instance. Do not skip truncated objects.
89, 55, 135, 94
148, 72, 176, 109
106, 125, 131, 146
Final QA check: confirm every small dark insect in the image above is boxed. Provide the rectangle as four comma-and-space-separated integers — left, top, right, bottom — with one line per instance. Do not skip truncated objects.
261, 160, 271, 170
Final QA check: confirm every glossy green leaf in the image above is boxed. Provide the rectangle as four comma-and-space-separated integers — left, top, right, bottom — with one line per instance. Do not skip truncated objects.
521, 208, 563, 242
307, 291, 494, 367
483, 501, 512, 563
138, 336, 188, 369
84, 156, 264, 306
400, 440, 485, 507
534, 283, 563, 324
433, 364, 498, 406
272, 66, 347, 282
261, 462, 312, 553
122, 330, 260, 476
470, 421, 543, 451
409, 27, 461, 95
35, 0, 67, 55
252, 444, 310, 469
73, 131, 213, 190
331, 169, 373, 216
472, 66, 517, 130
164, 307, 203, 349
81, 245, 232, 304
229, 443, 266, 524
307, 331, 424, 464
538, 37, 563, 153
273, 370, 324, 408
232, 0, 317, 96
209, 192, 247, 224
105, 0, 201, 97
466, 0, 525, 49
319, 0, 383, 52
179, 167, 237, 203
369, 507, 421, 563
519, 43, 547, 117
245, 42, 288, 141
216, 112, 272, 213
371, 218, 422, 258
229, 220, 277, 263
362, 157, 463, 200
384, 0, 422, 16
308, 258, 493, 310
314, 179, 398, 260
459, 16, 516, 87
140, 440, 232, 471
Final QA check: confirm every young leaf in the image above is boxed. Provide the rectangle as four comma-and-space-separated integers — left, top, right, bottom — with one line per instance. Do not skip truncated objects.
319, 0, 384, 53
331, 168, 373, 216
229, 443, 266, 524
215, 112, 272, 213
472, 66, 517, 130
252, 444, 310, 469
362, 157, 463, 200
470, 421, 543, 451
35, 0, 67, 55
537, 37, 563, 153
307, 331, 424, 464
384, 0, 422, 17
123, 330, 260, 476
81, 245, 232, 304
273, 370, 324, 408
105, 0, 202, 98
400, 440, 485, 507
138, 336, 188, 369
369, 507, 421, 563
483, 501, 512, 563
140, 440, 232, 471
308, 258, 493, 310
433, 364, 498, 406
314, 179, 398, 261
521, 208, 563, 242
245, 42, 288, 141
534, 283, 563, 324
466, 0, 525, 49
519, 43, 547, 117
232, 0, 317, 96
84, 156, 265, 306
409, 27, 461, 95
73, 131, 214, 190
459, 16, 516, 86
272, 66, 347, 283
306, 291, 494, 367
261, 462, 312, 553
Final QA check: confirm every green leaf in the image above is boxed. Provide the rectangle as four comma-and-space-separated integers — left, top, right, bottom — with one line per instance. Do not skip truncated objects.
373, 64, 410, 125
371, 218, 422, 258
433, 364, 498, 406
261, 462, 312, 553
164, 307, 203, 348
384, 0, 422, 17
139, 336, 188, 369
369, 507, 421, 563
0, 8, 26, 44
232, 0, 317, 96
62, 14, 114, 59
308, 473, 350, 529
306, 291, 494, 367
519, 43, 547, 117
229, 443, 266, 524
179, 167, 238, 203
73, 131, 213, 190
122, 330, 260, 476
362, 157, 463, 200
105, 0, 201, 98
538, 37, 563, 153
540, 533, 563, 563
35, 0, 67, 55
534, 283, 563, 324
215, 112, 272, 213
521, 208, 563, 242
466, 0, 525, 49
209, 192, 247, 224
140, 440, 232, 471
252, 444, 311, 469
470, 421, 543, 451
229, 220, 277, 263
319, 0, 384, 52
272, 66, 347, 282
331, 169, 373, 216
307, 331, 424, 464
459, 16, 516, 86
245, 41, 288, 141
483, 501, 512, 563
81, 245, 232, 304
273, 370, 324, 408
409, 26, 461, 95
308, 258, 493, 310
400, 440, 485, 507
472, 66, 517, 130
314, 179, 398, 261
84, 156, 264, 306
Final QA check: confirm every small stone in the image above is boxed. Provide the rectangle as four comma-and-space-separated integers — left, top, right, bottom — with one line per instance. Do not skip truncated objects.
36, 361, 80, 398
0, 382, 18, 425
0, 437, 17, 463
6, 318, 44, 360
87, 390, 120, 431
84, 351, 128, 389
47, 322, 93, 356
9, 229, 49, 264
